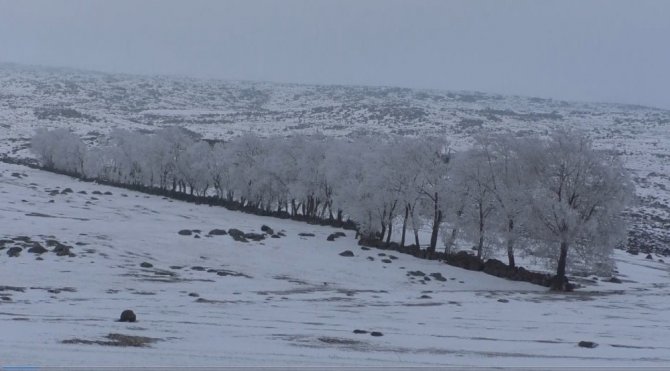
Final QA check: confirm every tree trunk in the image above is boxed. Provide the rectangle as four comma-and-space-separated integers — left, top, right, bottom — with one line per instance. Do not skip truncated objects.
476, 202, 484, 259
400, 205, 409, 248
386, 220, 393, 244
551, 241, 570, 291
428, 193, 442, 255
506, 218, 515, 268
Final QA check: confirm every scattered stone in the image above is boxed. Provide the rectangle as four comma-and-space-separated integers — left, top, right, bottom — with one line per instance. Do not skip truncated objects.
169, 266, 183, 270
119, 310, 136, 322
361, 246, 371, 251
578, 341, 598, 348
419, 295, 432, 299
61, 188, 73, 194
104, 191, 113, 195
261, 225, 274, 235
429, 273, 447, 282
208, 229, 227, 236
326, 234, 337, 241
271, 234, 280, 238
92, 191, 102, 195
194, 235, 201, 239
381, 259, 392, 263
140, 262, 153, 268
367, 257, 375, 261
228, 229, 248, 242
497, 298, 509, 303
378, 253, 386, 256
407, 270, 426, 277
78, 191, 87, 194
607, 277, 622, 284
659, 259, 665, 263
7, 247, 22, 257
370, 331, 384, 337
353, 329, 368, 334
188, 292, 199, 297
27, 243, 48, 254
298, 233, 315, 237
178, 229, 192, 236
52, 244, 72, 256
339, 250, 354, 257
243, 233, 265, 241
646, 254, 653, 260
191, 266, 206, 271
389, 255, 398, 260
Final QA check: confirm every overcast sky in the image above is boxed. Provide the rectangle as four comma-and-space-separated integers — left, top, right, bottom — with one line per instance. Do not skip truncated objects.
1, 0, 669, 109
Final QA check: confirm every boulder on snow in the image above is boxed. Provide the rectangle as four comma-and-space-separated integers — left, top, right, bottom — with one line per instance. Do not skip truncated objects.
178, 229, 193, 236
339, 250, 354, 257
578, 341, 598, 348
7, 247, 22, 257
228, 229, 247, 242
27, 243, 48, 254
243, 233, 265, 241
298, 233, 315, 237
261, 225, 274, 235
370, 331, 383, 337
119, 309, 136, 323
140, 262, 153, 268
208, 229, 227, 236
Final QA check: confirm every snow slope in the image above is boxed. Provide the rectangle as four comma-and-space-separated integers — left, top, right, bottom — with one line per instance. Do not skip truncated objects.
1, 62, 668, 253
1, 162, 670, 367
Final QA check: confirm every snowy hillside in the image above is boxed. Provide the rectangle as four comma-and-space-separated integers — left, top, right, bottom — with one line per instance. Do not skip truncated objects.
2, 162, 670, 367
1, 63, 668, 253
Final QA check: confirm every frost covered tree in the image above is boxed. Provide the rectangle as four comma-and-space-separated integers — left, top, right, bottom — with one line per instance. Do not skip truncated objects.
524, 130, 634, 290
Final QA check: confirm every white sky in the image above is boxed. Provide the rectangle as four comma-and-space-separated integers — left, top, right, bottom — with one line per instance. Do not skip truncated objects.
1, 0, 669, 109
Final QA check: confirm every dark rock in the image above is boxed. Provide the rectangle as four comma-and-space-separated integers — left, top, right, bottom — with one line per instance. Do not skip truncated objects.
298, 233, 315, 237
370, 331, 383, 337
92, 191, 102, 195
261, 225, 274, 235
191, 266, 206, 271
378, 253, 386, 256
119, 310, 136, 323
407, 270, 426, 277
27, 243, 48, 254
52, 244, 72, 256
429, 273, 447, 282
326, 234, 337, 241
389, 255, 398, 260
334, 232, 346, 238
140, 262, 153, 268
243, 233, 265, 241
361, 246, 371, 251
339, 250, 355, 257
419, 295, 432, 299
271, 234, 280, 238
104, 191, 113, 195
78, 191, 87, 194
188, 292, 199, 297
578, 341, 598, 348
7, 247, 22, 257
497, 298, 509, 303
367, 257, 374, 261
627, 248, 639, 255
208, 229, 228, 236
607, 277, 622, 284
659, 259, 665, 263
61, 188, 73, 194
483, 258, 508, 277
228, 229, 248, 242
353, 329, 368, 334
381, 259, 392, 263
194, 235, 201, 239
178, 229, 192, 236
646, 254, 653, 260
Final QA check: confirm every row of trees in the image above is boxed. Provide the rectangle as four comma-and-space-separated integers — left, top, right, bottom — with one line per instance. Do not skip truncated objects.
31, 127, 634, 285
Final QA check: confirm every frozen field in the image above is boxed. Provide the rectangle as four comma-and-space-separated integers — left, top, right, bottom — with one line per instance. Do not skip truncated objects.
1, 162, 669, 367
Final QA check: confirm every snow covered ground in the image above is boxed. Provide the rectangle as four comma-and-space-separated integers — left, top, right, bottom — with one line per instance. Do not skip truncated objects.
2, 162, 670, 367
